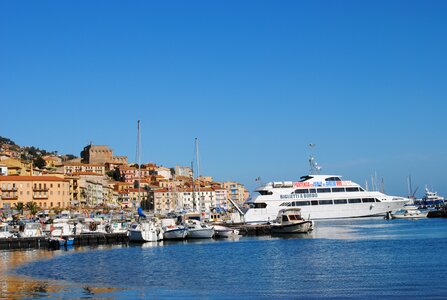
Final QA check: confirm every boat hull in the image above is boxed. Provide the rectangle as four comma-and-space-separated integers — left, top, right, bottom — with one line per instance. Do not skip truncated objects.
163, 228, 188, 240
271, 221, 313, 234
187, 228, 214, 239
245, 200, 407, 223
213, 225, 240, 238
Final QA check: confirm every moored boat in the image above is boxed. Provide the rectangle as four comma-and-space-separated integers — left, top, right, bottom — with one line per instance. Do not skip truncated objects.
128, 220, 163, 242
185, 219, 214, 239
390, 208, 428, 219
244, 156, 408, 223
270, 208, 313, 234
213, 225, 240, 238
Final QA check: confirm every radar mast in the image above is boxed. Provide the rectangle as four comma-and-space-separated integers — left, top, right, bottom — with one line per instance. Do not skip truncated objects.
308, 143, 322, 175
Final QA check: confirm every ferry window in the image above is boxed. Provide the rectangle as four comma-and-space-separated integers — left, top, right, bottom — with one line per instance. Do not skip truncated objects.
317, 188, 331, 193
282, 215, 289, 222
348, 198, 362, 204
362, 198, 375, 203
295, 201, 310, 206
294, 189, 309, 194
254, 203, 267, 208
325, 177, 341, 182
311, 200, 319, 205
334, 199, 348, 204
346, 187, 360, 192
319, 200, 333, 205
309, 188, 316, 193
299, 176, 314, 182
332, 188, 345, 193
289, 215, 298, 220
258, 190, 273, 195
375, 198, 381, 202
358, 187, 365, 191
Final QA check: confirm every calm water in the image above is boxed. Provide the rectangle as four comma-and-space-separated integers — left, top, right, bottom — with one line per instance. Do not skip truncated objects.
5, 218, 447, 299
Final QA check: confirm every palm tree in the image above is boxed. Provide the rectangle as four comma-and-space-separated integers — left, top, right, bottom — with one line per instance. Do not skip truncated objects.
13, 202, 24, 215
25, 201, 39, 217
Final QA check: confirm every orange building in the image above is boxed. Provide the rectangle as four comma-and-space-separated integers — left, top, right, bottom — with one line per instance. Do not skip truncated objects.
0, 176, 70, 210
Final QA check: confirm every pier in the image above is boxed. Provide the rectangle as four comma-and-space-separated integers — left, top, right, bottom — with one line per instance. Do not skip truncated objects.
0, 233, 128, 251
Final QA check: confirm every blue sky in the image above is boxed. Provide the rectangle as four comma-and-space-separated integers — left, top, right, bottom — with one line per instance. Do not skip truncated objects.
1, 1, 446, 197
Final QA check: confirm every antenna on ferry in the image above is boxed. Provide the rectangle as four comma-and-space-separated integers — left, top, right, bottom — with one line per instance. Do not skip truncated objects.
308, 144, 322, 175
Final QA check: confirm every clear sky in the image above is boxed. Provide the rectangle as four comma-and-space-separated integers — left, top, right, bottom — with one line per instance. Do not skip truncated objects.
1, 1, 446, 197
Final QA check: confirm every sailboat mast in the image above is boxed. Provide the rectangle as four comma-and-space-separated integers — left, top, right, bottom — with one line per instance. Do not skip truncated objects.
137, 120, 141, 208
195, 138, 201, 212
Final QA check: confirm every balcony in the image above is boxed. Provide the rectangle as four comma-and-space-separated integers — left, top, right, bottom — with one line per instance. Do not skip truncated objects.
33, 188, 49, 192
1, 187, 18, 192
1, 194, 18, 200
33, 194, 49, 200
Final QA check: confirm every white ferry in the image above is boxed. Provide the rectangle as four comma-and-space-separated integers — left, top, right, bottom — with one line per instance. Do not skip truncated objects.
244, 174, 409, 223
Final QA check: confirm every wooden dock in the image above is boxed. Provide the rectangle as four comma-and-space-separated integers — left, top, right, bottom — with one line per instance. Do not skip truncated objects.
0, 233, 128, 251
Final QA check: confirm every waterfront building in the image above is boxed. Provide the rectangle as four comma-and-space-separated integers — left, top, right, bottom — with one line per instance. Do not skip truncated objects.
72, 172, 105, 207
60, 163, 105, 176
213, 187, 229, 210
196, 188, 215, 212
152, 188, 180, 214
222, 181, 249, 206
177, 188, 194, 210
0, 176, 70, 210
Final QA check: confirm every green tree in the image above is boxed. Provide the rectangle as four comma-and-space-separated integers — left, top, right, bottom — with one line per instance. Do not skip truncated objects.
13, 202, 24, 215
33, 156, 46, 169
25, 201, 39, 217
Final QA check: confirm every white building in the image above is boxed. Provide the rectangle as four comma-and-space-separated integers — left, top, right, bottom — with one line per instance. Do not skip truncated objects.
0, 165, 8, 176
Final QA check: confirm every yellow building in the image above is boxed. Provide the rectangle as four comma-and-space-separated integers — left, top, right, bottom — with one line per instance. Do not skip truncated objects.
0, 176, 70, 210
0, 158, 33, 176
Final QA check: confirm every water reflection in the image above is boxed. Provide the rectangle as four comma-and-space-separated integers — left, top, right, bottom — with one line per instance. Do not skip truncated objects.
5, 218, 447, 299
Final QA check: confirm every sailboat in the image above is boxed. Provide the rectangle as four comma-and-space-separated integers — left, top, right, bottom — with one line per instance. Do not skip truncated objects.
128, 120, 163, 243
185, 138, 214, 239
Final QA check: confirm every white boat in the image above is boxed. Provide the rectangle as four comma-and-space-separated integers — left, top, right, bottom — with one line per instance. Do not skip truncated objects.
185, 219, 214, 239
390, 208, 428, 219
270, 208, 313, 234
244, 156, 408, 223
162, 218, 187, 240
163, 225, 188, 240
0, 223, 13, 239
80, 218, 107, 234
51, 219, 74, 237
213, 225, 240, 238
128, 220, 163, 242
20, 222, 44, 238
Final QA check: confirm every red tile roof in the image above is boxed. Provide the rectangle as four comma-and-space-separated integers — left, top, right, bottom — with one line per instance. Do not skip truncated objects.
0, 176, 68, 182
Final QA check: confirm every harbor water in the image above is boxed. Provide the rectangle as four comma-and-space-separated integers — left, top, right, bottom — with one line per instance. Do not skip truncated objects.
3, 217, 447, 299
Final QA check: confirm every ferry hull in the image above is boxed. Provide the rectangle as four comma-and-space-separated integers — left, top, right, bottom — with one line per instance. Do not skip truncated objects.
245, 200, 407, 223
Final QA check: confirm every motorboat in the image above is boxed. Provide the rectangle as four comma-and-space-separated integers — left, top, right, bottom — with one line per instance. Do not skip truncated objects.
270, 208, 313, 234
390, 208, 428, 219
50, 219, 74, 237
184, 219, 214, 239
80, 218, 107, 234
244, 156, 408, 223
163, 225, 188, 240
0, 222, 13, 239
19, 222, 44, 238
213, 225, 240, 238
128, 219, 163, 242
161, 218, 187, 240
